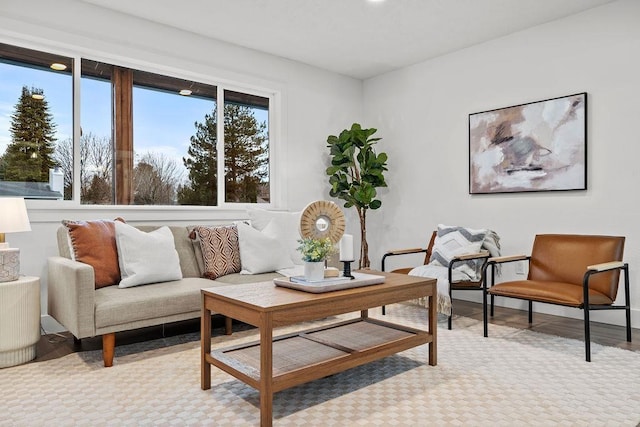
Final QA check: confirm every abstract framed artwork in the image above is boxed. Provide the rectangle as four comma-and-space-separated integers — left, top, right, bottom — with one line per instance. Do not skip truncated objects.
469, 92, 587, 194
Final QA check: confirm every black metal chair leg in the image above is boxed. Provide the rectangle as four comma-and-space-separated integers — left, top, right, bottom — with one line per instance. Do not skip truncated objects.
483, 289, 488, 337
624, 266, 632, 342
490, 294, 494, 317
448, 288, 453, 330
528, 300, 533, 323
382, 305, 386, 315
626, 306, 632, 342
584, 307, 591, 362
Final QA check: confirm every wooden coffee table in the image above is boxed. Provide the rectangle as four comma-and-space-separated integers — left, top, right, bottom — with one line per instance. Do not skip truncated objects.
200, 271, 437, 427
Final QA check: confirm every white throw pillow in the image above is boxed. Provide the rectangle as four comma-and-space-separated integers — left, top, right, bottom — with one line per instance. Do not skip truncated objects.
115, 222, 183, 288
247, 208, 303, 265
236, 221, 294, 274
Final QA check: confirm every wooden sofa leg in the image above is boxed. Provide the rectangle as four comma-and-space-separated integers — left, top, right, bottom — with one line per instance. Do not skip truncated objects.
102, 333, 115, 367
225, 316, 233, 335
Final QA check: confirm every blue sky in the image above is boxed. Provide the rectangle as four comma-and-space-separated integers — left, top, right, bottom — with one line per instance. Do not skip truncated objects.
1, 62, 268, 181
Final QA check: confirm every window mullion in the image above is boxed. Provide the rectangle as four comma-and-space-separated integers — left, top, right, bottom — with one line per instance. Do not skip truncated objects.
112, 67, 134, 205
72, 56, 82, 203
216, 85, 225, 207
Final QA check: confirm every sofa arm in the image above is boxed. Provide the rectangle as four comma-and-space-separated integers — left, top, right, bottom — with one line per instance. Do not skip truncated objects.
47, 256, 96, 339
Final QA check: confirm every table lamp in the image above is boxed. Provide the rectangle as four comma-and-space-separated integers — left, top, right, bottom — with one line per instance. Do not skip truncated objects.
0, 198, 31, 282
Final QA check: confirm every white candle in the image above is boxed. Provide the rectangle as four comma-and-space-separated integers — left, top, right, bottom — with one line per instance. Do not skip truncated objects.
339, 234, 354, 261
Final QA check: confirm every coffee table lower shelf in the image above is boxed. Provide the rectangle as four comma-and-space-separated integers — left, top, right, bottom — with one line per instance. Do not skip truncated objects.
207, 318, 430, 393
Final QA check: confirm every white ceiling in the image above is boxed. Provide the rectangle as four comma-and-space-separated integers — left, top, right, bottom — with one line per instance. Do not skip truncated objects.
80, 0, 615, 79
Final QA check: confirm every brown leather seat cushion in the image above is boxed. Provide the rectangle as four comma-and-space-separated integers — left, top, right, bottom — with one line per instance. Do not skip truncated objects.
489, 280, 613, 307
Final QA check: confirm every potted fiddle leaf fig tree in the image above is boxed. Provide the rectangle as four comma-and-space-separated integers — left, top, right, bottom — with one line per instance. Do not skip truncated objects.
326, 123, 388, 269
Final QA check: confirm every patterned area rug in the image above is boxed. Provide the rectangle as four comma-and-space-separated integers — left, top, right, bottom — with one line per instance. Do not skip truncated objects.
2, 304, 639, 426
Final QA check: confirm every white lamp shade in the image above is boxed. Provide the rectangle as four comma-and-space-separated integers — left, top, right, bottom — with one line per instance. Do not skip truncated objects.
0, 198, 31, 234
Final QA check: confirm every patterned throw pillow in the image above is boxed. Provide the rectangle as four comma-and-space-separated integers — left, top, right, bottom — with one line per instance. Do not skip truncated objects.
62, 218, 125, 289
193, 225, 241, 280
429, 224, 487, 280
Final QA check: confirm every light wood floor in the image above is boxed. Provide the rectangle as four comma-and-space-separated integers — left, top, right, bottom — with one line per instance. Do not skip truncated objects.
33, 299, 639, 364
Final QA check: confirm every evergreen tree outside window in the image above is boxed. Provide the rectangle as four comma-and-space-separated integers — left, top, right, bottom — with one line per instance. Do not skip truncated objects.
178, 108, 219, 205
4, 86, 57, 182
0, 43, 72, 199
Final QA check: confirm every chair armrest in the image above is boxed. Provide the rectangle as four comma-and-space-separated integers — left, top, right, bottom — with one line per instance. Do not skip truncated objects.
448, 251, 491, 282
384, 247, 427, 256
47, 256, 96, 339
381, 248, 427, 271
488, 254, 530, 264
452, 250, 490, 261
587, 261, 625, 272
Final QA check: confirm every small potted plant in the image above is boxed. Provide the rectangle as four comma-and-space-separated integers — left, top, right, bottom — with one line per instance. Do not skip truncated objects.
297, 237, 335, 281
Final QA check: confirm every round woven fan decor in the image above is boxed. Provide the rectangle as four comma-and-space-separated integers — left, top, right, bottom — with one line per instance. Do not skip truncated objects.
299, 200, 345, 243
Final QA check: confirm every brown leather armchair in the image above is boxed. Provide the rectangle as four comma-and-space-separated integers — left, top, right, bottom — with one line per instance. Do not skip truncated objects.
484, 234, 631, 361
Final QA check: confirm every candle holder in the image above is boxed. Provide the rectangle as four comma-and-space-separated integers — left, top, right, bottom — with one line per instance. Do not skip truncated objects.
341, 260, 355, 280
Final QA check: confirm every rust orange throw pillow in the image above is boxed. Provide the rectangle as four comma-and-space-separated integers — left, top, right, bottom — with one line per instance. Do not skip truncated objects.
63, 218, 125, 289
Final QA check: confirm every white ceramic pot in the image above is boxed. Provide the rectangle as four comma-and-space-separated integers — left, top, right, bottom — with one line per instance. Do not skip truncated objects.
304, 261, 325, 281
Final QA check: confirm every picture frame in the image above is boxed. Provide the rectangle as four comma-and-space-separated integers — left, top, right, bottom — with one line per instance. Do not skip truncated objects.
469, 92, 587, 194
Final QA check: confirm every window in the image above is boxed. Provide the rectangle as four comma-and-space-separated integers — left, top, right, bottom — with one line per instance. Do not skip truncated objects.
223, 90, 270, 203
0, 42, 275, 206
0, 43, 73, 200
80, 60, 113, 204
132, 68, 217, 206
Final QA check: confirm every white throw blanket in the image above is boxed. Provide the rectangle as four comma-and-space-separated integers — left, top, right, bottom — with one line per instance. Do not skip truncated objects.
409, 229, 501, 315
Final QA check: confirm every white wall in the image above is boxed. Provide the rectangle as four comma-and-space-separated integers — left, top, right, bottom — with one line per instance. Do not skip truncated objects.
363, 0, 640, 327
0, 0, 362, 326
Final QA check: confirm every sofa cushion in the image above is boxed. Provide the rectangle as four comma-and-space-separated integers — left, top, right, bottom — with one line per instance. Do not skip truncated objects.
94, 278, 213, 329
62, 218, 124, 289
192, 225, 241, 279
115, 223, 183, 288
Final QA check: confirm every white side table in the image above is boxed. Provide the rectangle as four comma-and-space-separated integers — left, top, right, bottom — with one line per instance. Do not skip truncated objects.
0, 276, 40, 368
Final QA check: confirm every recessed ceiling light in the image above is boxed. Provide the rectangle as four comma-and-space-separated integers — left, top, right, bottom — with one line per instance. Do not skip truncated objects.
50, 63, 67, 71
179, 89, 192, 96
31, 94, 44, 100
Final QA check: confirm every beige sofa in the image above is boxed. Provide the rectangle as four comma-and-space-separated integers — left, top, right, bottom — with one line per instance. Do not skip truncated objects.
48, 225, 284, 367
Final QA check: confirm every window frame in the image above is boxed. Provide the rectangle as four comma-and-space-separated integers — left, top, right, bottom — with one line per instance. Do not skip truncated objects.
1, 39, 283, 213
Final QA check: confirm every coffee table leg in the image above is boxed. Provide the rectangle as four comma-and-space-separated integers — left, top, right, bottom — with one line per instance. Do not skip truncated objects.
260, 313, 274, 427
428, 292, 437, 366
201, 301, 212, 390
